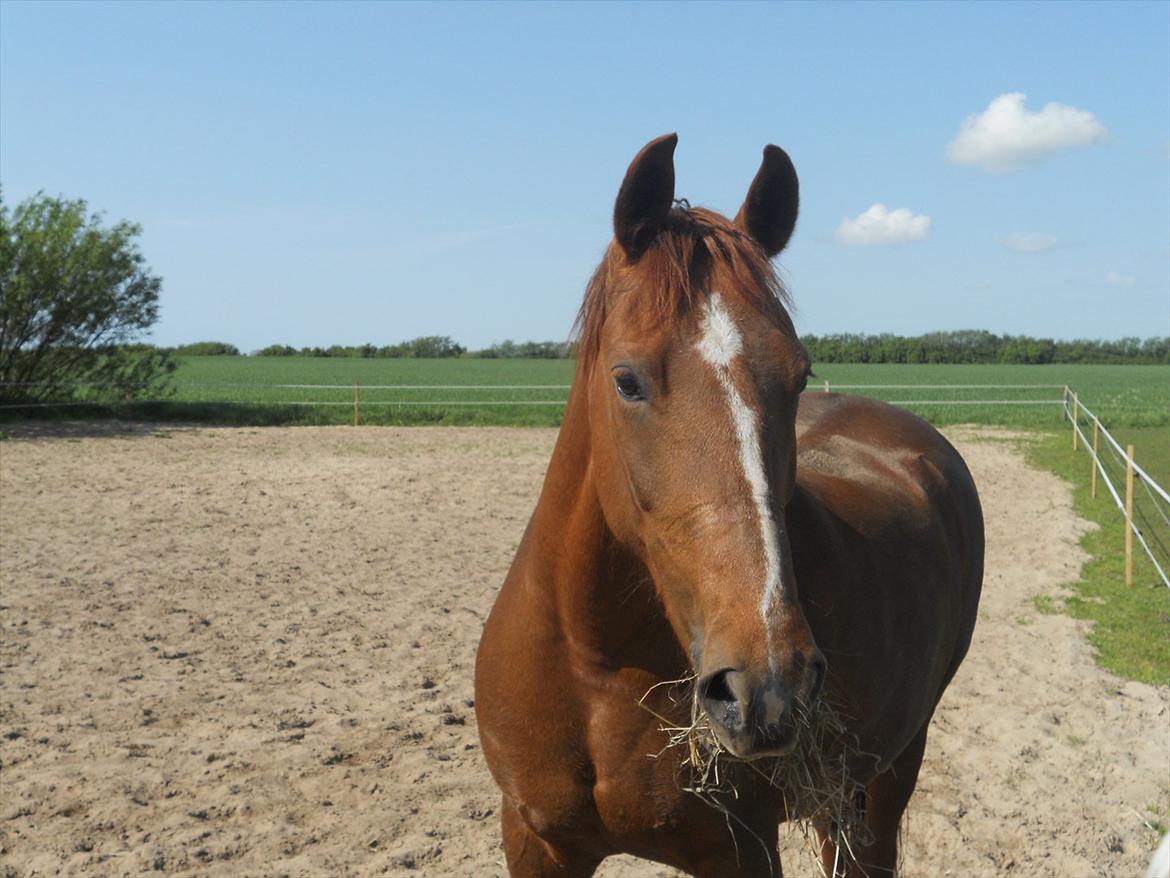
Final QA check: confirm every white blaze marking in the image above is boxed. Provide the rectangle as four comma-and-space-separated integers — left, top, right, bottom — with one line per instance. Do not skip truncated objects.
696, 295, 785, 656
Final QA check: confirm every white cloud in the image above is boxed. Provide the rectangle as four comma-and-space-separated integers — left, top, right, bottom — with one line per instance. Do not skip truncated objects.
836, 204, 931, 246
1106, 271, 1136, 286
946, 93, 1108, 172
1002, 232, 1058, 253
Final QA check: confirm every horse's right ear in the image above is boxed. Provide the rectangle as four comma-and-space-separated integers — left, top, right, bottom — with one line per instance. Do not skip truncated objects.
735, 144, 799, 258
613, 133, 678, 259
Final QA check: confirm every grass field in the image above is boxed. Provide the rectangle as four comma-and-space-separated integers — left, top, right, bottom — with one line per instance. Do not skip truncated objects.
171, 359, 1166, 426
163, 356, 576, 426
1029, 429, 1170, 686
8, 357, 1161, 430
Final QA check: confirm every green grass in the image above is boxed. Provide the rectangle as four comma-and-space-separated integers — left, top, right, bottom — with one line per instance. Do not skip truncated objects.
812, 363, 1169, 428
8, 358, 1164, 429
0, 358, 579, 427
167, 357, 575, 427
173, 355, 576, 392
1027, 427, 1170, 686
2, 358, 1163, 428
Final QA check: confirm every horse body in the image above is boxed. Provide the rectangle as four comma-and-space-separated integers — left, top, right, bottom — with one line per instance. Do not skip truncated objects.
475, 135, 983, 877
791, 394, 983, 770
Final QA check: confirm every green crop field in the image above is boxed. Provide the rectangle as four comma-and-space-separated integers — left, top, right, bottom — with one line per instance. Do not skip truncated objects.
159, 357, 576, 427
3, 358, 1166, 430
166, 358, 1165, 429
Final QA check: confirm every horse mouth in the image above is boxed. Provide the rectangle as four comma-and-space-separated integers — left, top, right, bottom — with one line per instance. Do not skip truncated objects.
706, 713, 800, 761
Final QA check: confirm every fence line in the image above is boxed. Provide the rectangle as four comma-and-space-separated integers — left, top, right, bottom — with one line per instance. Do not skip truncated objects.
0, 380, 1070, 405
0, 381, 574, 391
0, 398, 1069, 411
0, 382, 1071, 414
187, 383, 574, 390
0, 380, 1070, 390
0, 399, 571, 409
1063, 387, 1169, 588
823, 383, 1067, 390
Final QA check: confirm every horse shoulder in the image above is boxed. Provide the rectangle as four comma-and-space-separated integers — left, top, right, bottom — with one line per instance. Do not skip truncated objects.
476, 551, 596, 824
796, 393, 979, 518
477, 541, 677, 850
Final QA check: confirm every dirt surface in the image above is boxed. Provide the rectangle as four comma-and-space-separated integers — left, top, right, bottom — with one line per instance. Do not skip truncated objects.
1, 424, 1166, 877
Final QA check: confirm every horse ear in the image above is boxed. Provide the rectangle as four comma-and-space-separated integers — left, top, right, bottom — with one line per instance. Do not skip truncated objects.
735, 145, 799, 258
613, 132, 678, 258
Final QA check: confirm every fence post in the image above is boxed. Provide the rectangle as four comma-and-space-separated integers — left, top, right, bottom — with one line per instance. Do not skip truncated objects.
1125, 444, 1135, 586
824, 380, 830, 394
1090, 417, 1099, 499
1071, 392, 1079, 450
354, 382, 361, 427
1061, 385, 1069, 421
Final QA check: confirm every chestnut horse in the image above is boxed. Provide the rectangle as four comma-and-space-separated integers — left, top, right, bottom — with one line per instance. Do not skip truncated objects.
475, 134, 983, 877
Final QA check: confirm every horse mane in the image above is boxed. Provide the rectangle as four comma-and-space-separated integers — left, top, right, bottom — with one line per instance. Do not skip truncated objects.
573, 204, 795, 371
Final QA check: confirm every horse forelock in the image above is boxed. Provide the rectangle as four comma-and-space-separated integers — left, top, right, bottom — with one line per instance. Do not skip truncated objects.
572, 206, 795, 373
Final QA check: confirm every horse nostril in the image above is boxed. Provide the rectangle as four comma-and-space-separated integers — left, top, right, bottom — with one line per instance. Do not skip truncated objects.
698, 668, 747, 732
700, 669, 734, 704
807, 652, 827, 706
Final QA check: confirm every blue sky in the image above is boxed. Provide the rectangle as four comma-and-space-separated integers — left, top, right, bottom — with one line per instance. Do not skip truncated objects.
1, 1, 1167, 350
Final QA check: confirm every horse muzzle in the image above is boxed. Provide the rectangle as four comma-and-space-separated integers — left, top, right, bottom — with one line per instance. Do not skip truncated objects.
697, 654, 826, 760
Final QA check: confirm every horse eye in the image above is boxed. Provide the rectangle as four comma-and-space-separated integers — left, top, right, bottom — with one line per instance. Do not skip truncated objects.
614, 371, 643, 401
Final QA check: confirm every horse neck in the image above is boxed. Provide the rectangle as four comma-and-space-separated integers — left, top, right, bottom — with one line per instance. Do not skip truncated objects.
522, 363, 683, 675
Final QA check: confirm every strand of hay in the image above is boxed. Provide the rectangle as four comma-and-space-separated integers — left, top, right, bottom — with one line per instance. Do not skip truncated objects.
639, 676, 875, 877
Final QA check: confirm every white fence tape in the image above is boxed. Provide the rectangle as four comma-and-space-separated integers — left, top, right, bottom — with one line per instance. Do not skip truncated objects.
1, 382, 1072, 410
1065, 393, 1169, 588
827, 384, 1067, 390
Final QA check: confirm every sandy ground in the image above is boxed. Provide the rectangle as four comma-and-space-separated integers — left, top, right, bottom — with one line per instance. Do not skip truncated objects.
0, 424, 1166, 878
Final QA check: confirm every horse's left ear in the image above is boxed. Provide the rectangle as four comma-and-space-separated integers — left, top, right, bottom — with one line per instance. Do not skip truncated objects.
614, 133, 678, 259
735, 145, 799, 258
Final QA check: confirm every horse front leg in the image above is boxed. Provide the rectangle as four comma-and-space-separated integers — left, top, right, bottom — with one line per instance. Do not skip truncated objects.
692, 822, 782, 878
816, 723, 930, 877
500, 796, 601, 878
857, 723, 928, 877
815, 798, 867, 878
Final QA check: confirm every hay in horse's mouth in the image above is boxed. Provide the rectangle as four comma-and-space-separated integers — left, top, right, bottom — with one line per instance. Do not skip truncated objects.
638, 676, 873, 877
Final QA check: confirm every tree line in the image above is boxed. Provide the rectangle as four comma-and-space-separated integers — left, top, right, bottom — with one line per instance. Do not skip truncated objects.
169, 338, 577, 359
801, 331, 1169, 365
171, 332, 1169, 365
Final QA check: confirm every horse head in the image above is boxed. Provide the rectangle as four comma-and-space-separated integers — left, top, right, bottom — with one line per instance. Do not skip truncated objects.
577, 133, 825, 760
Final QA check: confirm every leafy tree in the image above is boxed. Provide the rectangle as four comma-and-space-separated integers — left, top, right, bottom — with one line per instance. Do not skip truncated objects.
468, 339, 572, 359
254, 344, 298, 357
174, 341, 240, 356
801, 330, 1168, 365
0, 192, 175, 402
408, 335, 465, 358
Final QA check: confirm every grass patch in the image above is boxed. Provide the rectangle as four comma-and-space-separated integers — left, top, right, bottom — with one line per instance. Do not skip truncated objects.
1033, 594, 1061, 615
814, 363, 1169, 428
2, 360, 1165, 429
0, 399, 566, 428
1026, 428, 1170, 686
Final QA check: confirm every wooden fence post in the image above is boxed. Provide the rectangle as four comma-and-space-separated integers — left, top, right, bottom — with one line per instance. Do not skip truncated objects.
1125, 444, 1135, 586
1061, 385, 1069, 421
1090, 418, 1099, 499
354, 382, 361, 427
824, 380, 830, 394
1071, 392, 1079, 450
